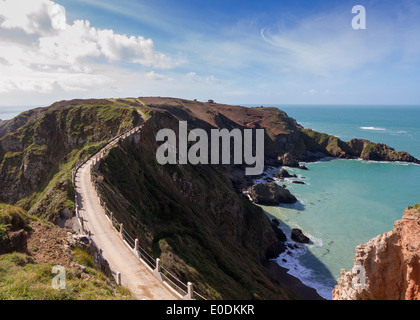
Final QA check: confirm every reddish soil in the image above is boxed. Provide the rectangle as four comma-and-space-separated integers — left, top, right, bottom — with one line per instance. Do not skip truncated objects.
26, 221, 74, 267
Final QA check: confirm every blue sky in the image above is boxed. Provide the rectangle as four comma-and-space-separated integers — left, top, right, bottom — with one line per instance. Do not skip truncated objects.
0, 0, 419, 106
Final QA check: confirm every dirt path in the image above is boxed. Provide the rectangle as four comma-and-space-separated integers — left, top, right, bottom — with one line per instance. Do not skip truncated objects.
74, 126, 177, 300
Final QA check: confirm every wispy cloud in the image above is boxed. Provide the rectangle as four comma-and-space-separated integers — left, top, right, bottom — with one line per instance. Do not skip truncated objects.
260, 2, 420, 76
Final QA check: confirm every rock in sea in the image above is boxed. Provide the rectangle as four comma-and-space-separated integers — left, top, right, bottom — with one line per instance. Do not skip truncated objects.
276, 168, 297, 179
248, 182, 297, 205
277, 152, 299, 167
291, 228, 310, 244
292, 181, 305, 185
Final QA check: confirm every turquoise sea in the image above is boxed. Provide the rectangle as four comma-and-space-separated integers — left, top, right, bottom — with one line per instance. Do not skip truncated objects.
255, 105, 420, 300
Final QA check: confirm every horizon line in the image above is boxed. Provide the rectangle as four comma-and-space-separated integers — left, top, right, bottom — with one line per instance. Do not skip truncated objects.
1, 101, 420, 109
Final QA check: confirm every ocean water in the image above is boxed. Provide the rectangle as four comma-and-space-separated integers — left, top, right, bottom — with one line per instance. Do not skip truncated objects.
256, 105, 420, 300
0, 106, 39, 120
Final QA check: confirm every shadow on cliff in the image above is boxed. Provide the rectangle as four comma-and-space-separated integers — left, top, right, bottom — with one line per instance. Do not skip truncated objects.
264, 211, 337, 300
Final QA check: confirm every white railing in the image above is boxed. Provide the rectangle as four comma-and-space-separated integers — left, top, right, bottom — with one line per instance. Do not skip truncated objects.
72, 124, 206, 300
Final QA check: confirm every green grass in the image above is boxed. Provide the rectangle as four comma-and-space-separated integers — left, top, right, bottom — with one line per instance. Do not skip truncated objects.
300, 128, 354, 158
72, 247, 95, 268
1, 101, 140, 222
408, 204, 420, 213
22, 143, 114, 219
0, 224, 7, 241
0, 203, 29, 232
0, 252, 134, 300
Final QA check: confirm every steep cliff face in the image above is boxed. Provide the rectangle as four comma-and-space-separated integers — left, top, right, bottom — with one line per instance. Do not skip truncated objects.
0, 99, 139, 220
348, 139, 419, 163
140, 98, 420, 166
301, 129, 420, 164
140, 98, 307, 166
333, 207, 420, 300
95, 109, 291, 300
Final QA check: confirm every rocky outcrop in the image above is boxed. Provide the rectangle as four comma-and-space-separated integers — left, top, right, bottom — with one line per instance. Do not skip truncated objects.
0, 203, 30, 254
276, 168, 297, 179
268, 220, 288, 257
95, 109, 296, 300
248, 182, 297, 205
278, 153, 300, 167
291, 228, 310, 244
299, 164, 308, 170
302, 129, 420, 164
333, 207, 420, 300
292, 181, 305, 185
348, 139, 420, 163
0, 229, 28, 254
270, 219, 287, 242
0, 100, 139, 220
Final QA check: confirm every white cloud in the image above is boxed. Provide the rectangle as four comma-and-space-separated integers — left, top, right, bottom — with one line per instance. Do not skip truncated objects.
38, 19, 101, 64
0, 0, 180, 99
0, 61, 111, 93
302, 88, 333, 97
145, 70, 166, 80
0, 0, 66, 35
96, 28, 176, 68
186, 71, 199, 81
186, 72, 220, 84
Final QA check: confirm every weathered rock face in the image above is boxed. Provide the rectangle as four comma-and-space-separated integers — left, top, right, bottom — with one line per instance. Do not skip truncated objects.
276, 168, 297, 179
96, 109, 294, 300
0, 100, 138, 220
278, 152, 300, 167
292, 180, 305, 185
302, 129, 420, 164
333, 208, 420, 300
291, 228, 310, 244
0, 203, 29, 254
249, 182, 297, 205
347, 139, 420, 163
0, 229, 28, 254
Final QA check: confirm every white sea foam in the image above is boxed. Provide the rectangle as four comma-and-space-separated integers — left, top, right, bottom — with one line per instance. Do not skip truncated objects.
305, 157, 336, 164
350, 158, 420, 166
360, 126, 386, 131
275, 256, 334, 300
307, 233, 323, 248
274, 227, 334, 300
390, 130, 408, 134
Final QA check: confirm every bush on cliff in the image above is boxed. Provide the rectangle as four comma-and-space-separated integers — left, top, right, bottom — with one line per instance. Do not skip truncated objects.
0, 203, 29, 230
408, 204, 420, 213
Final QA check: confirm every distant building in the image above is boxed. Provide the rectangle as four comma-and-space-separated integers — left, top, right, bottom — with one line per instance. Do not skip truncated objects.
208, 99, 214, 104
